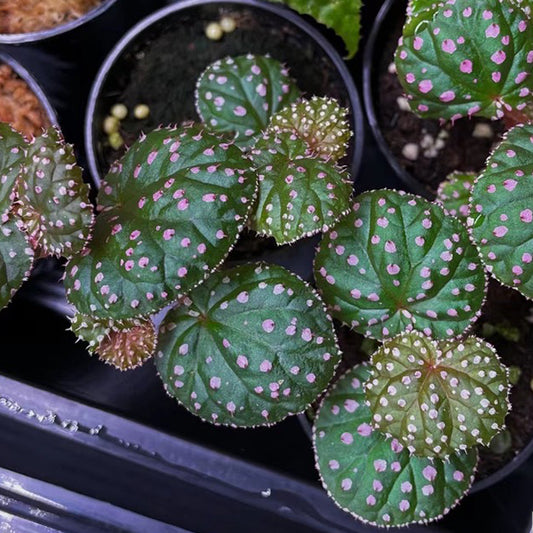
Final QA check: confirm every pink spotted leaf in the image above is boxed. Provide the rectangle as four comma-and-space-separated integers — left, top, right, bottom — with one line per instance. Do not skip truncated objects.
70, 312, 156, 371
248, 132, 352, 245
156, 263, 340, 427
65, 124, 256, 320
13, 127, 93, 258
436, 171, 476, 222
314, 189, 486, 341
196, 54, 300, 146
0, 216, 34, 310
267, 96, 352, 163
396, 0, 533, 122
0, 123, 25, 221
365, 331, 510, 458
313, 363, 477, 527
469, 123, 533, 299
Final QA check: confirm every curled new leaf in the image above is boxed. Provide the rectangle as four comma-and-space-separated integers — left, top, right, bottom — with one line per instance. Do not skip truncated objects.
314, 364, 477, 527
71, 312, 156, 370
196, 54, 300, 145
365, 331, 510, 458
248, 132, 352, 244
469, 124, 533, 300
436, 171, 476, 222
396, 0, 533, 122
314, 190, 487, 341
65, 125, 257, 320
157, 263, 340, 427
267, 96, 352, 162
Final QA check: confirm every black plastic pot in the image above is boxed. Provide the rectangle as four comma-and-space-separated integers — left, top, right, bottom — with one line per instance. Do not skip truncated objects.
0, 0, 119, 45
84, 0, 364, 280
363, 0, 429, 198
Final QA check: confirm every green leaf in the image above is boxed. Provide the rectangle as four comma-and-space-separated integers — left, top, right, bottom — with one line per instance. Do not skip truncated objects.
0, 216, 33, 310
248, 132, 352, 245
0, 123, 25, 221
196, 55, 300, 145
313, 364, 477, 527
70, 313, 156, 371
396, 0, 533, 121
314, 190, 487, 341
365, 331, 510, 458
65, 125, 257, 320
436, 171, 476, 222
269, 0, 362, 59
267, 96, 352, 162
469, 124, 533, 300
156, 263, 340, 427
13, 127, 93, 258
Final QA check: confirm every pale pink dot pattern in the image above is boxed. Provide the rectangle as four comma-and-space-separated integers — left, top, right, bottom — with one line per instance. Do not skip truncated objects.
441, 39, 456, 53
453, 470, 464, 481
237, 355, 248, 368
260, 360, 272, 372
419, 80, 433, 93
374, 459, 387, 472
440, 90, 455, 102
460, 60, 473, 73
262, 319, 275, 333
341, 432, 353, 444
210, 377, 221, 390
520, 209, 532, 223
366, 495, 376, 506
491, 51, 506, 64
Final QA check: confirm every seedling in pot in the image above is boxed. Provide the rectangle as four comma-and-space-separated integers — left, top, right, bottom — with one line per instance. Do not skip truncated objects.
0, 123, 91, 311
66, 54, 354, 427
312, 189, 511, 527
396, 0, 533, 127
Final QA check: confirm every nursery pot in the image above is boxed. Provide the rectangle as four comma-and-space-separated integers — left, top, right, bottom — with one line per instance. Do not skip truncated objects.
363, 0, 505, 198
0, 51, 58, 127
0, 0, 119, 45
84, 0, 364, 280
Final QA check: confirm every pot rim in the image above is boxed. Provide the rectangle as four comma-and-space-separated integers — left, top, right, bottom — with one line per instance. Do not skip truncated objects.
0, 51, 58, 128
83, 0, 364, 188
0, 0, 119, 44
362, 0, 430, 198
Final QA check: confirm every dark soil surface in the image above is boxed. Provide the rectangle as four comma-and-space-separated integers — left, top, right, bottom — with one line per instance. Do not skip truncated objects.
95, 3, 355, 175
376, 14, 505, 196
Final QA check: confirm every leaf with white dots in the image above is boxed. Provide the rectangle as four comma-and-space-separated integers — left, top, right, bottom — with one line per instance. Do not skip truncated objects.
314, 364, 477, 527
70, 312, 156, 371
365, 331, 510, 458
65, 124, 256, 320
248, 132, 352, 245
314, 189, 486, 341
156, 263, 340, 427
469, 124, 533, 300
0, 123, 25, 221
0, 217, 33, 310
396, 0, 533, 121
436, 171, 476, 222
196, 54, 300, 146
267, 97, 352, 163
13, 127, 93, 258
